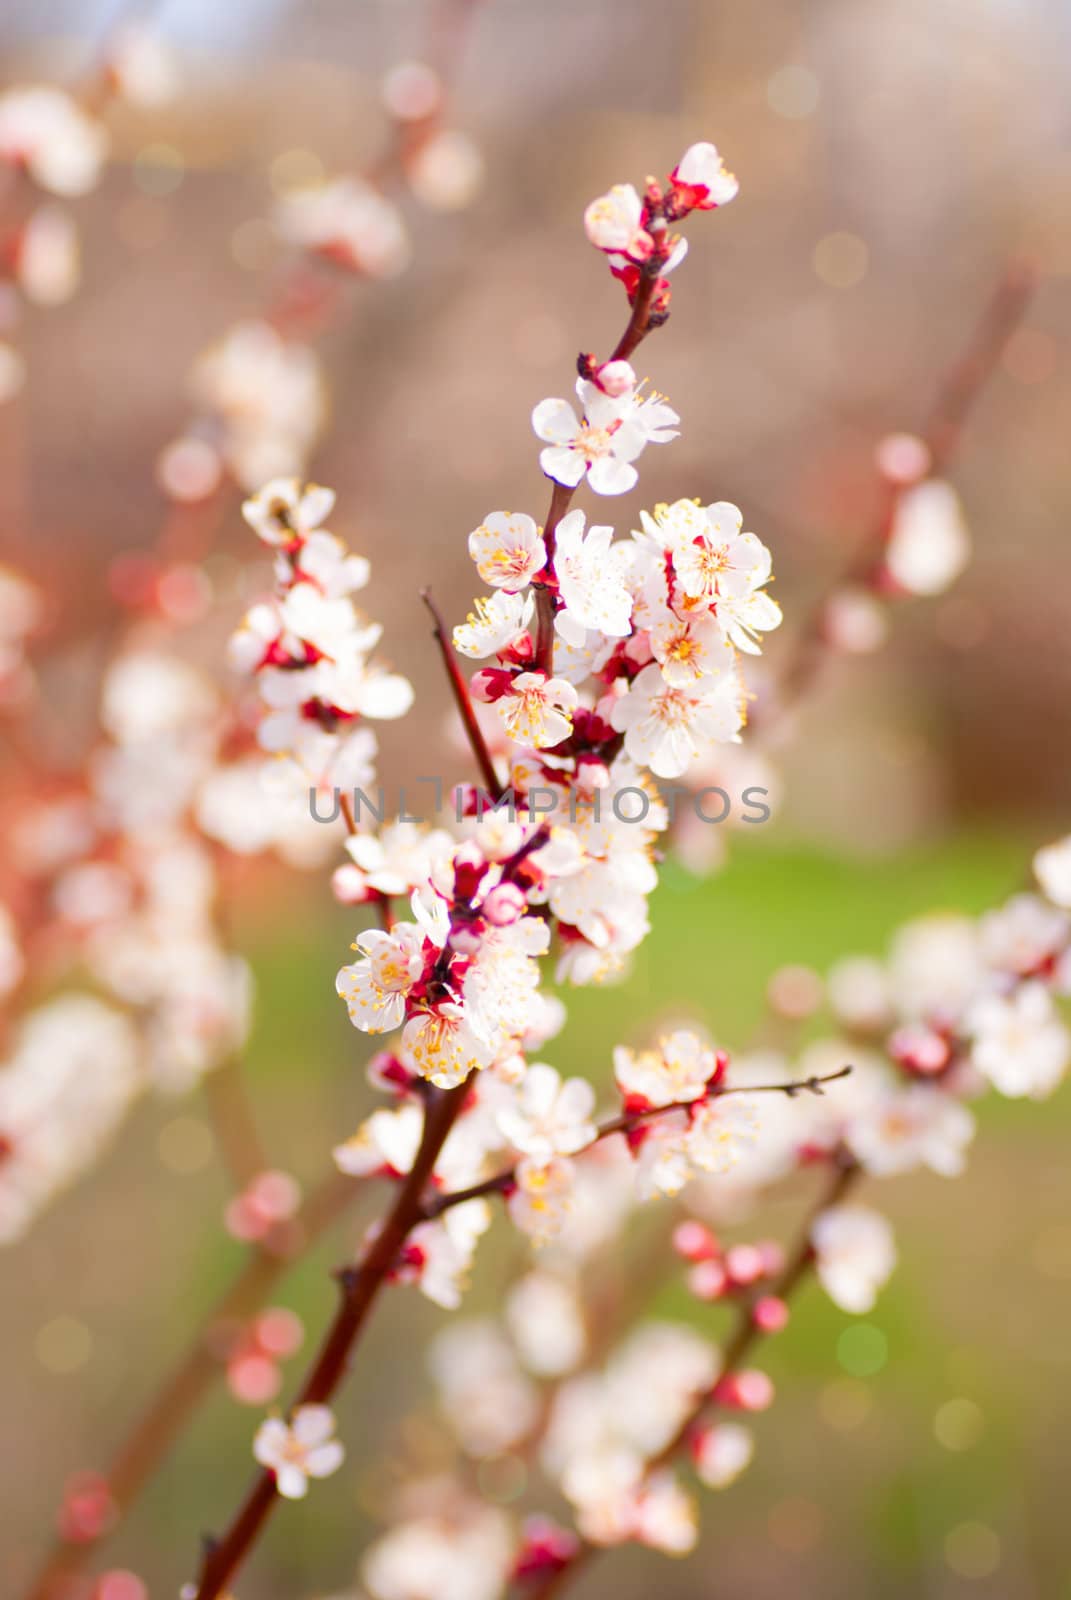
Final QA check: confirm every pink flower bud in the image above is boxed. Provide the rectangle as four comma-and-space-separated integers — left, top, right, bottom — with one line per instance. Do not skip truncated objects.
758, 1240, 786, 1277
688, 1259, 728, 1301
593, 358, 637, 397
470, 667, 513, 703
227, 1352, 281, 1405
715, 1368, 775, 1411
753, 1295, 790, 1333
482, 881, 527, 926
726, 1243, 765, 1285
95, 1572, 148, 1600
673, 1219, 718, 1261
888, 1023, 951, 1076
255, 1307, 304, 1357
875, 431, 931, 485
59, 1474, 117, 1543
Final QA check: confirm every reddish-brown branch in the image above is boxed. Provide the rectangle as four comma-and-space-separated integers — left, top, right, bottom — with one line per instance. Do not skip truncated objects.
201, 1057, 271, 1193
192, 1079, 474, 1600
524, 1158, 861, 1600
533, 244, 672, 674
22, 1171, 357, 1600
421, 588, 505, 800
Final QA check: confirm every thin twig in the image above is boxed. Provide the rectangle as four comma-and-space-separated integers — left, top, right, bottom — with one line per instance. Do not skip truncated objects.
423, 1067, 852, 1219
533, 237, 672, 674
421, 588, 504, 800
523, 1158, 861, 1599
192, 1080, 473, 1600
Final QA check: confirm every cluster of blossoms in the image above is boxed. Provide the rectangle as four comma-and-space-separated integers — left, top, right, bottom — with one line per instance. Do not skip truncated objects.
160, 60, 482, 497
0, 42, 492, 1261
226, 477, 413, 812
276, 59, 482, 279
11, 112, 1060, 1600
340, 836, 1070, 1592
808, 433, 973, 663
0, 996, 139, 1244
231, 166, 1062, 1578
0, 30, 175, 394
0, 644, 257, 1242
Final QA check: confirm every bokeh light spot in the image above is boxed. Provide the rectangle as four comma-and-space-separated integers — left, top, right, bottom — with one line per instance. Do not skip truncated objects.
836, 1323, 887, 1376
1033, 1222, 1071, 1278
945, 1521, 1000, 1579
768, 1495, 825, 1552
813, 231, 869, 288
96, 1571, 148, 1600
37, 1315, 92, 1374
477, 1453, 528, 1504
158, 1116, 213, 1174
269, 148, 324, 194
934, 1397, 984, 1451
767, 64, 821, 119
133, 143, 185, 197
819, 1376, 873, 1431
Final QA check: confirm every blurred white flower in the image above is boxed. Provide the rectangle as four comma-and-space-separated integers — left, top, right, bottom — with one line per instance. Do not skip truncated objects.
811, 1204, 896, 1313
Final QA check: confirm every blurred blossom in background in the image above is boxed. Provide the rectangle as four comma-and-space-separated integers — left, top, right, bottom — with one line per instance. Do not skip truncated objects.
1, 1, 1069, 1597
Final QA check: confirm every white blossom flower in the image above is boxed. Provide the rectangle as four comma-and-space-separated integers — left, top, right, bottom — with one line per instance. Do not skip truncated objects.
508, 1155, 577, 1242
610, 662, 743, 778
333, 1104, 423, 1177
428, 1321, 540, 1457
811, 1204, 896, 1314
887, 914, 982, 1024
632, 1472, 698, 1554
107, 24, 178, 106
0, 87, 107, 196
649, 609, 734, 687
194, 324, 326, 489
845, 1085, 975, 1178
532, 379, 677, 497
252, 1404, 344, 1498
496, 1063, 597, 1159
409, 129, 485, 211
277, 176, 410, 278
362, 1495, 513, 1600
980, 893, 1069, 978
400, 1201, 492, 1308
494, 671, 578, 749
693, 1422, 754, 1489
684, 1096, 758, 1174
241, 477, 336, 547
553, 510, 634, 645
613, 1030, 717, 1110
468, 511, 547, 590
15, 205, 80, 305
0, 996, 140, 1245
506, 1271, 587, 1376
639, 499, 781, 653
453, 591, 534, 659
336, 924, 427, 1033
402, 1005, 497, 1088
968, 982, 1070, 1099
290, 528, 370, 597
884, 480, 969, 596
333, 822, 455, 904
1034, 835, 1071, 910
670, 142, 739, 210
584, 183, 653, 259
